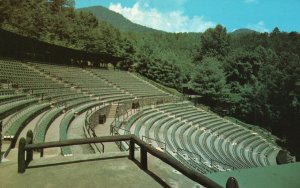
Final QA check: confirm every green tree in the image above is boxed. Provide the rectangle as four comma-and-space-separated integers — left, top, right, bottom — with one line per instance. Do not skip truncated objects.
195, 24, 230, 62
190, 57, 229, 105
224, 47, 264, 85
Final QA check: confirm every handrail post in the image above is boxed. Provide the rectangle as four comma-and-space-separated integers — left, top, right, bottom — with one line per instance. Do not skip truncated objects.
101, 142, 105, 153
140, 146, 147, 170
129, 138, 135, 160
0, 120, 2, 163
110, 124, 113, 135
226, 177, 239, 188
40, 149, 44, 157
18, 138, 26, 173
26, 130, 33, 163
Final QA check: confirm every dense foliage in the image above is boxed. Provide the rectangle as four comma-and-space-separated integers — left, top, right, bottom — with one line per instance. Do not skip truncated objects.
0, 0, 127, 59
0, 1, 299, 157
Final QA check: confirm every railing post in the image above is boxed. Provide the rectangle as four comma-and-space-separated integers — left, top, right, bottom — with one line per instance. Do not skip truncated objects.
26, 130, 33, 163
140, 146, 147, 170
40, 149, 44, 157
0, 120, 2, 163
226, 177, 239, 188
110, 124, 113, 135
101, 143, 105, 153
18, 138, 26, 173
129, 139, 135, 160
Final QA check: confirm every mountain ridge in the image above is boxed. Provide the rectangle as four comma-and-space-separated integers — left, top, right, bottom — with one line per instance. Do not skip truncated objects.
78, 6, 260, 35
231, 28, 257, 35
78, 6, 163, 33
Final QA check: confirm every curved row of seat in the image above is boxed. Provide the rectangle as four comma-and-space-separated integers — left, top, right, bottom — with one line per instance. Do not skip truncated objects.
0, 97, 37, 119
90, 69, 168, 98
33, 107, 64, 144
3, 102, 50, 148
0, 93, 26, 103
115, 102, 282, 174
1, 58, 170, 158
3, 103, 50, 137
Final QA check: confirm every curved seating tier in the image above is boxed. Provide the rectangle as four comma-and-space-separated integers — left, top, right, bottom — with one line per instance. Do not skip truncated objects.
30, 62, 128, 100
0, 98, 37, 119
90, 69, 168, 98
116, 102, 282, 174
3, 102, 50, 147
1, 58, 172, 158
33, 107, 64, 144
1, 57, 284, 173
0, 93, 26, 104
3, 102, 49, 135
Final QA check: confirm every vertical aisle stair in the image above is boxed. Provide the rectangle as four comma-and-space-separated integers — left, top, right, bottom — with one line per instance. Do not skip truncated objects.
107, 104, 118, 119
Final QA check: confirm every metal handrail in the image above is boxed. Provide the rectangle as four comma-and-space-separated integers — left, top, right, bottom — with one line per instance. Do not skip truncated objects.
18, 130, 238, 188
142, 135, 167, 150
176, 147, 234, 171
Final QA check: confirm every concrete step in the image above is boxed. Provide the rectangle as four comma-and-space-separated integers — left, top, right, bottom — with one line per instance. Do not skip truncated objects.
107, 105, 118, 118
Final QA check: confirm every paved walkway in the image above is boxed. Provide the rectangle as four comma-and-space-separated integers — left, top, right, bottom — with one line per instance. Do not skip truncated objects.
0, 152, 198, 188
68, 112, 93, 154
94, 117, 120, 152
43, 113, 65, 156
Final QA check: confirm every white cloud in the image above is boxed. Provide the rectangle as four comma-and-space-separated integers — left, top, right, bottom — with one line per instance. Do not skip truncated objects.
247, 21, 269, 32
244, 0, 257, 3
141, 0, 188, 10
109, 1, 215, 33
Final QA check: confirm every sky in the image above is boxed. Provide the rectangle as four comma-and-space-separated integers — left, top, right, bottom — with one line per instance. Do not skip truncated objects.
74, 0, 300, 33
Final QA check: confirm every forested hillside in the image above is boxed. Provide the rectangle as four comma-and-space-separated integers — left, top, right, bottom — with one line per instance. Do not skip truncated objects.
78, 6, 160, 33
0, 0, 299, 158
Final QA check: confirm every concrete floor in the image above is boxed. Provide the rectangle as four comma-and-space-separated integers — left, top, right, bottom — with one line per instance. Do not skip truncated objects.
94, 117, 121, 152
43, 113, 65, 156
0, 152, 200, 188
68, 112, 94, 154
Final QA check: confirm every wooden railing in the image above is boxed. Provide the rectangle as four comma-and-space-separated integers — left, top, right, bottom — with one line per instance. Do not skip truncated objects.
18, 130, 239, 188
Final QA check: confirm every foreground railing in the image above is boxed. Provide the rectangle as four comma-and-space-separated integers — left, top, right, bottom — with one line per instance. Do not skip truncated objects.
0, 121, 2, 163
18, 130, 238, 188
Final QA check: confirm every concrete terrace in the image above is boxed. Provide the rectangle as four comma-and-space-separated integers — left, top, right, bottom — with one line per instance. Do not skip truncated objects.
0, 152, 199, 188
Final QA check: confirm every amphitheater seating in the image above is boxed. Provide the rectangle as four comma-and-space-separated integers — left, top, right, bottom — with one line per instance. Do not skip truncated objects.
0, 98, 37, 119
0, 60, 63, 90
0, 89, 17, 95
0, 93, 26, 103
1, 58, 171, 156
59, 100, 106, 156
115, 102, 282, 174
90, 69, 168, 98
3, 102, 50, 148
0, 57, 287, 178
33, 107, 64, 144
3, 102, 49, 134
30, 63, 138, 102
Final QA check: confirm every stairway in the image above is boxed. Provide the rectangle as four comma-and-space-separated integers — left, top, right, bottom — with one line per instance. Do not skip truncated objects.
107, 104, 118, 119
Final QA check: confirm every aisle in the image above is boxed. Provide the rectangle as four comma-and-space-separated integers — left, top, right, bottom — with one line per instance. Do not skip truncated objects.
68, 112, 94, 154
